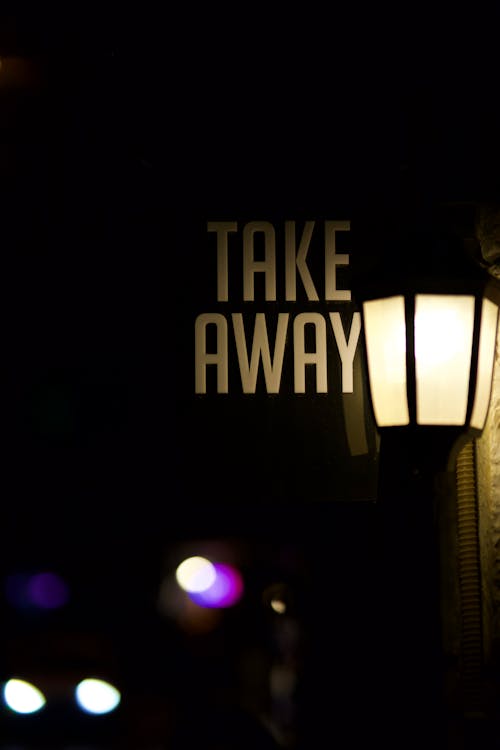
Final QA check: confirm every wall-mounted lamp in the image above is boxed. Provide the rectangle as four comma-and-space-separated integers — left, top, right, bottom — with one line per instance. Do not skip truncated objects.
355, 232, 500, 472
353, 222, 500, 732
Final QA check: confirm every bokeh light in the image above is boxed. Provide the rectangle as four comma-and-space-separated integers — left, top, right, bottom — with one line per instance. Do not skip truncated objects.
175, 556, 216, 593
188, 562, 244, 608
75, 678, 121, 715
262, 582, 293, 615
5, 570, 69, 611
3, 679, 46, 714
28, 571, 69, 609
270, 598, 287, 614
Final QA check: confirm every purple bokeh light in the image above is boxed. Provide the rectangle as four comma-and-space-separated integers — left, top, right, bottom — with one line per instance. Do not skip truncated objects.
6, 571, 69, 610
27, 572, 69, 609
188, 563, 244, 608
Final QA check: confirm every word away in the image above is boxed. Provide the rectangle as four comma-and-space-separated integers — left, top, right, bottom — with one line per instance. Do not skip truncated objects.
195, 311, 361, 394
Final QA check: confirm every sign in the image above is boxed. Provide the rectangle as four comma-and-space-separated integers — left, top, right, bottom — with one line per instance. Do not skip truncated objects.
174, 214, 380, 505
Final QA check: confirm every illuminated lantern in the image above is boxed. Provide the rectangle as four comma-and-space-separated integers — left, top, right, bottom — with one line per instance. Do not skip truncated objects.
355, 229, 500, 471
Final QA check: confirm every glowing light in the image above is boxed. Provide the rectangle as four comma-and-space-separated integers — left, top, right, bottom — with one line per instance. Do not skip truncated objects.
188, 562, 244, 608
3, 679, 46, 714
5, 571, 69, 610
262, 582, 291, 614
362, 296, 409, 426
270, 598, 287, 614
75, 678, 121, 715
415, 295, 474, 425
471, 298, 500, 429
28, 572, 69, 609
414, 295, 473, 372
175, 556, 216, 593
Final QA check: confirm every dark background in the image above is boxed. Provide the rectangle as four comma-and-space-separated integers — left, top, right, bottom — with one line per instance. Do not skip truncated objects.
1, 5, 500, 748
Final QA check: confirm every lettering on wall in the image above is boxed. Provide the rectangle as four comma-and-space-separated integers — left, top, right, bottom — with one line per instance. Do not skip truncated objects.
194, 220, 361, 395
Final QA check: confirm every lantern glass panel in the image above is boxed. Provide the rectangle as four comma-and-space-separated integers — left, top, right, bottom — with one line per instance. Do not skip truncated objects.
362, 295, 409, 427
470, 297, 499, 430
415, 294, 474, 425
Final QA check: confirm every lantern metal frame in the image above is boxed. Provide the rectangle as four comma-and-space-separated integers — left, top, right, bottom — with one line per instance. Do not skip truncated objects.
354, 238, 500, 473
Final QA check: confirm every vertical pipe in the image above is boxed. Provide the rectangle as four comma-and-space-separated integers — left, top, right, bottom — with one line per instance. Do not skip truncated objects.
455, 440, 484, 717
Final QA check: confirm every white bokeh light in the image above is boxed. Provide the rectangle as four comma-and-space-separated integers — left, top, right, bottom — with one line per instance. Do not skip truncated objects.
75, 678, 121, 715
3, 678, 46, 714
175, 556, 216, 593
